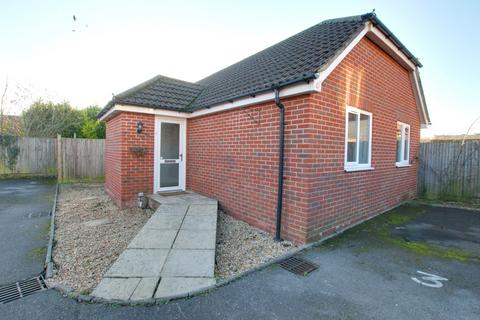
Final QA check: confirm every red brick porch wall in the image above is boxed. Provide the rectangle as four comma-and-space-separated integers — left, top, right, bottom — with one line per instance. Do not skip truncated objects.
104, 112, 155, 207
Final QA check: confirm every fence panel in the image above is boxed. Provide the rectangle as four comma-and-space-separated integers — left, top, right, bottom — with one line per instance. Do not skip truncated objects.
418, 139, 480, 200
0, 135, 104, 180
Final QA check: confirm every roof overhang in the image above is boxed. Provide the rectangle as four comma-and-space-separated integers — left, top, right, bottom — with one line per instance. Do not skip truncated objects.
99, 78, 321, 121
100, 21, 430, 127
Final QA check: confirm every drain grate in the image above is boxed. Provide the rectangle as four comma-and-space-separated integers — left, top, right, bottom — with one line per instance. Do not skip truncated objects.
278, 256, 318, 276
0, 276, 47, 304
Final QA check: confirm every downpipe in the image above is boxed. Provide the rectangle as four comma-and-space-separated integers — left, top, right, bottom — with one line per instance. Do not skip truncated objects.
274, 88, 285, 241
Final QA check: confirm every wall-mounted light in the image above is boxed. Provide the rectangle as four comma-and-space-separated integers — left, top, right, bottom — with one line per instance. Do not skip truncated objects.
136, 121, 144, 134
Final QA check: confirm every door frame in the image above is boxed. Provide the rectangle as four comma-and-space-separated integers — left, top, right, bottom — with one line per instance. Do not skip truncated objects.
153, 115, 187, 193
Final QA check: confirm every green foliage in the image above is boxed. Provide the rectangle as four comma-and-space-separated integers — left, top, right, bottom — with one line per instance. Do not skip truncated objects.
0, 134, 20, 171
22, 100, 83, 138
21, 101, 105, 139
79, 106, 105, 139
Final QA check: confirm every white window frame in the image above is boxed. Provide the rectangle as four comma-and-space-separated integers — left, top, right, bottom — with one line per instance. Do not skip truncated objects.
396, 122, 411, 167
344, 106, 373, 172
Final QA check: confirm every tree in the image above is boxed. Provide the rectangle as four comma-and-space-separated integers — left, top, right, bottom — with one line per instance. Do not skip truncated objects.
0, 78, 8, 134
79, 106, 105, 139
22, 100, 83, 138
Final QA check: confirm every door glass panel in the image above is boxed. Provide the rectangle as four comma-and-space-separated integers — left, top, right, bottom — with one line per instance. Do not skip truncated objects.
358, 113, 370, 164
347, 112, 358, 162
160, 122, 179, 159
160, 163, 179, 187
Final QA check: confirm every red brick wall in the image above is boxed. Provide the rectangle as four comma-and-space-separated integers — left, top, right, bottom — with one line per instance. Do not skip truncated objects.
186, 97, 314, 243
186, 37, 421, 243
304, 37, 420, 242
105, 37, 421, 244
105, 112, 155, 207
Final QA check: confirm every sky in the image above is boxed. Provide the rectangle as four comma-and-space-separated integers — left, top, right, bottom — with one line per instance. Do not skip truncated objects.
0, 0, 479, 136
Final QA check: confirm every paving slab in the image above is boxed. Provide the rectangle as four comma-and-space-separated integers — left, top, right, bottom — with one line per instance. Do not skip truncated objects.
161, 249, 215, 277
155, 277, 216, 298
182, 215, 217, 230
93, 191, 218, 301
179, 194, 217, 205
105, 249, 169, 277
92, 277, 141, 300
128, 229, 177, 249
144, 214, 185, 230
173, 230, 216, 249
186, 204, 218, 216
150, 194, 188, 205
155, 204, 189, 216
130, 277, 160, 301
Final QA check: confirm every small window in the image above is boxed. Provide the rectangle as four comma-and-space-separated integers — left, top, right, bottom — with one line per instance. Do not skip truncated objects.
344, 106, 372, 171
396, 122, 410, 166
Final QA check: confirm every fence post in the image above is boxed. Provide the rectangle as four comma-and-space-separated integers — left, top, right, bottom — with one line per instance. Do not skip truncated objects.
57, 134, 62, 182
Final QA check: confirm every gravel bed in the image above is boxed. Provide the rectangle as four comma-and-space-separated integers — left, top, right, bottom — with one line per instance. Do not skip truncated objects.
215, 211, 297, 279
48, 183, 152, 294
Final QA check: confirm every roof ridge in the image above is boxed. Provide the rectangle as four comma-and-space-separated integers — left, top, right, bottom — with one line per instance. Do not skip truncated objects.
114, 74, 202, 103
320, 12, 374, 25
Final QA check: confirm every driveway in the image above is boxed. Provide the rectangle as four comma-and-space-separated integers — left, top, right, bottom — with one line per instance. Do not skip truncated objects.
1, 203, 479, 319
0, 179, 56, 284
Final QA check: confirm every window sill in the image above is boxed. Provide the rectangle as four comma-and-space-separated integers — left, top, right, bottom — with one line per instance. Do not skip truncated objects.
396, 163, 412, 168
344, 166, 374, 172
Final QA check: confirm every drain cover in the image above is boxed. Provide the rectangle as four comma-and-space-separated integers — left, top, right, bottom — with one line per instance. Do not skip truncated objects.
0, 276, 47, 304
278, 256, 318, 276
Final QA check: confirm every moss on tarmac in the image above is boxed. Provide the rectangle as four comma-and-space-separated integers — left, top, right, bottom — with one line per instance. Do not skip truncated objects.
323, 203, 479, 263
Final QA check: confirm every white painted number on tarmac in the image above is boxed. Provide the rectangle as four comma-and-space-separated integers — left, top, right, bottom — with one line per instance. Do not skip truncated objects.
411, 270, 448, 288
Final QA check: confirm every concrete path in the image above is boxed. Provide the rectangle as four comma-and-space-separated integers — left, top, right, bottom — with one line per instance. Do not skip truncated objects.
92, 192, 217, 301
0, 179, 56, 285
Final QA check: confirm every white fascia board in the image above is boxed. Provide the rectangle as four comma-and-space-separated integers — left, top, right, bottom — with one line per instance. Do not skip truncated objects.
316, 22, 416, 87
366, 24, 416, 71
191, 79, 320, 118
412, 68, 430, 128
316, 24, 370, 86
99, 104, 189, 121
100, 80, 320, 121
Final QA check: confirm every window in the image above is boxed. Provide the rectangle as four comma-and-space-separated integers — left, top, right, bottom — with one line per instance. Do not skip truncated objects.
344, 106, 372, 171
396, 122, 410, 166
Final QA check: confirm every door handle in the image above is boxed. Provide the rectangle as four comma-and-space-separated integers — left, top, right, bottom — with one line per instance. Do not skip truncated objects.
179, 153, 183, 161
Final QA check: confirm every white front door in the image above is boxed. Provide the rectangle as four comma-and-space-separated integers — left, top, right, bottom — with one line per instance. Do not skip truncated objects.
154, 117, 186, 192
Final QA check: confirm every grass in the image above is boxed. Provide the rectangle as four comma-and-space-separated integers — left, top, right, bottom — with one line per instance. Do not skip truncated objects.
29, 221, 51, 261
323, 203, 479, 263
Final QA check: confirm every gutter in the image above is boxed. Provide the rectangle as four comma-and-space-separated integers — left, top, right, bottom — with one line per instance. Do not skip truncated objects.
97, 72, 318, 119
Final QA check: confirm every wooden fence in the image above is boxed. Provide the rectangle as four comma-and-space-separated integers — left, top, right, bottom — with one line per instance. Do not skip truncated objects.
418, 139, 480, 201
0, 135, 104, 180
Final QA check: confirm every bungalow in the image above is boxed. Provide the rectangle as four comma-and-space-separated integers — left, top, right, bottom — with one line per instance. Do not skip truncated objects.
98, 13, 430, 244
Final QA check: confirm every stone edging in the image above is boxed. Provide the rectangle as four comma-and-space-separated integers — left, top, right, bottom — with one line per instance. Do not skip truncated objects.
413, 200, 480, 212
49, 200, 414, 305
45, 183, 59, 278
50, 232, 340, 305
